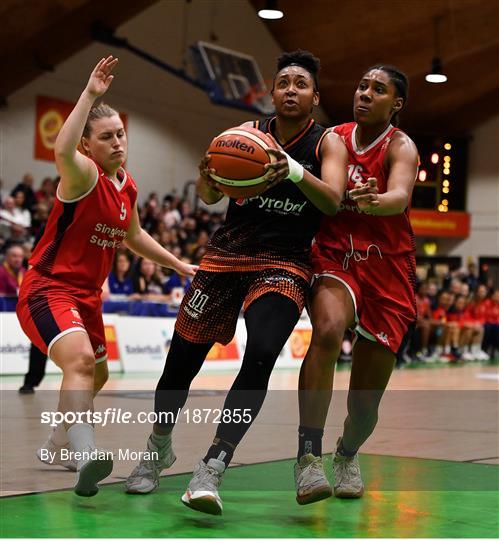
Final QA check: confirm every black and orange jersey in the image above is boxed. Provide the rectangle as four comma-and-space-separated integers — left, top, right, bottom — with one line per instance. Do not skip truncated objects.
202, 117, 328, 279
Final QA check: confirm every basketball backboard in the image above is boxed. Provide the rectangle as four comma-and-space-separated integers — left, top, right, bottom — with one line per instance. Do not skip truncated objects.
190, 41, 274, 115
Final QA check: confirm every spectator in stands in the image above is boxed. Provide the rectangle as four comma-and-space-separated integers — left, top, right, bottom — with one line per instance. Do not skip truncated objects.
11, 173, 37, 212
108, 251, 134, 296
483, 290, 499, 359
132, 258, 165, 299
0, 240, 48, 395
0, 178, 9, 206
0, 244, 25, 296
141, 197, 160, 233
428, 290, 453, 360
413, 282, 432, 359
463, 262, 480, 292
427, 281, 439, 310
30, 201, 50, 240
35, 177, 56, 205
162, 256, 193, 300
162, 196, 181, 229
458, 295, 489, 361
13, 191, 32, 228
449, 278, 463, 296
0, 196, 30, 244
179, 200, 192, 219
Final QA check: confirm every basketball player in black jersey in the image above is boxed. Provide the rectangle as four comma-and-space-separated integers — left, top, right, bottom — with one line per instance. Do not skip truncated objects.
126, 50, 348, 515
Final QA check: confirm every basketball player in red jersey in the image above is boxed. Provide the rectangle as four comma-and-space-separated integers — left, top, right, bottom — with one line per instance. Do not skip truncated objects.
126, 50, 348, 515
294, 65, 419, 504
16, 56, 196, 497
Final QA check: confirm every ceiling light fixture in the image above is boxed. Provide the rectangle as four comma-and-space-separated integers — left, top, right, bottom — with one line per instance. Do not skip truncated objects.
426, 16, 447, 83
258, 0, 283, 20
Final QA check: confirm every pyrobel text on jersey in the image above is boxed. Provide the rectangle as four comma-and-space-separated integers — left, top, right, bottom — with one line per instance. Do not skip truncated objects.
249, 195, 307, 215
215, 139, 255, 154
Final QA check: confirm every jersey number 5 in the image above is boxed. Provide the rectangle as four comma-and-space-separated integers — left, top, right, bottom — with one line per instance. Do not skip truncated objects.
120, 202, 127, 221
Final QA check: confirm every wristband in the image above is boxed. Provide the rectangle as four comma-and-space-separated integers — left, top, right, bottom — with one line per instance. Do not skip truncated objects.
284, 153, 304, 184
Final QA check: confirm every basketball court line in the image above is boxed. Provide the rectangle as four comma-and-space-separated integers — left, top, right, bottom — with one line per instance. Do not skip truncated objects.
1, 456, 497, 538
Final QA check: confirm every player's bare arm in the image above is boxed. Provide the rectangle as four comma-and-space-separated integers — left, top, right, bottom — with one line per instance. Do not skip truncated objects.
264, 131, 347, 215
125, 203, 197, 277
350, 132, 418, 215
55, 56, 118, 200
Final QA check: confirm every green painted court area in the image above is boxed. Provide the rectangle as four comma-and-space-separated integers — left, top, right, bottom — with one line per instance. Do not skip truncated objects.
1, 455, 498, 538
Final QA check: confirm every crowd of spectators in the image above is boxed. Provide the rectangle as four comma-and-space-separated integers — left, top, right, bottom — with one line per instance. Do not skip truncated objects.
399, 263, 499, 363
0, 172, 225, 305
1, 172, 498, 363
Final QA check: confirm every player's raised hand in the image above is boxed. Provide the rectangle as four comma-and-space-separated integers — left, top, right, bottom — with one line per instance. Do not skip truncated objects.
85, 56, 119, 98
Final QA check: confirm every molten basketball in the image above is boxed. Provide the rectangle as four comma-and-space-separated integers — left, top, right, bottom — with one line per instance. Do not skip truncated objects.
207, 126, 278, 198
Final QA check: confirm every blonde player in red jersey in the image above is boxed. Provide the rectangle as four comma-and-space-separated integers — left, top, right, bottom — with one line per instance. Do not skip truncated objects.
16, 56, 196, 497
294, 65, 419, 505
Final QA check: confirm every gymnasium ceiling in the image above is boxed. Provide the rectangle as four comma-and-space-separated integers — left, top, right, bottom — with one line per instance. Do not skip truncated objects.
1, 0, 498, 135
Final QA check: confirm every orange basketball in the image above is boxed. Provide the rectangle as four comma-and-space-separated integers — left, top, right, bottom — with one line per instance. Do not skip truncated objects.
207, 126, 278, 198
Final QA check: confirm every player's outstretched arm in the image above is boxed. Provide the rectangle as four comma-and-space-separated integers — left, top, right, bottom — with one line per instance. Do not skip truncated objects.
125, 203, 197, 277
55, 56, 118, 200
350, 132, 418, 216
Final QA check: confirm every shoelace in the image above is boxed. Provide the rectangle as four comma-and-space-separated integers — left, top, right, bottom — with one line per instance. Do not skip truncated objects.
298, 459, 326, 489
337, 457, 360, 484
193, 465, 222, 491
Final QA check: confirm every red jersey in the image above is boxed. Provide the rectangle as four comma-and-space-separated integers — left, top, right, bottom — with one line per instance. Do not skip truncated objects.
485, 299, 499, 324
29, 162, 137, 291
415, 294, 431, 320
432, 307, 448, 323
315, 122, 415, 255
468, 299, 489, 324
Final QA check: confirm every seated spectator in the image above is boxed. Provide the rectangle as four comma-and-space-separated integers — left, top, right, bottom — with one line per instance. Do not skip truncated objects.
458, 296, 489, 361
161, 196, 181, 228
13, 191, 31, 228
11, 173, 37, 213
31, 202, 50, 240
0, 196, 30, 244
35, 177, 55, 205
428, 290, 453, 360
162, 256, 193, 305
132, 258, 167, 301
0, 244, 26, 296
413, 282, 432, 359
483, 290, 499, 359
108, 251, 134, 296
427, 281, 439, 310
0, 178, 9, 206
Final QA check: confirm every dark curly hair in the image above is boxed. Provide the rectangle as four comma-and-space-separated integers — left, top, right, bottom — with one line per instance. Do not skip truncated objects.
274, 49, 320, 91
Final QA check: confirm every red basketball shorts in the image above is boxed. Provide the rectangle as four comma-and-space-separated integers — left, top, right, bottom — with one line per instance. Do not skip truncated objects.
311, 244, 417, 353
16, 269, 107, 362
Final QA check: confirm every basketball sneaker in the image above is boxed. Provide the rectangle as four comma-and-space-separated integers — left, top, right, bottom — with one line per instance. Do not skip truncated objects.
181, 458, 225, 515
37, 438, 77, 471
74, 447, 113, 497
125, 433, 176, 494
294, 453, 332, 505
333, 438, 364, 498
